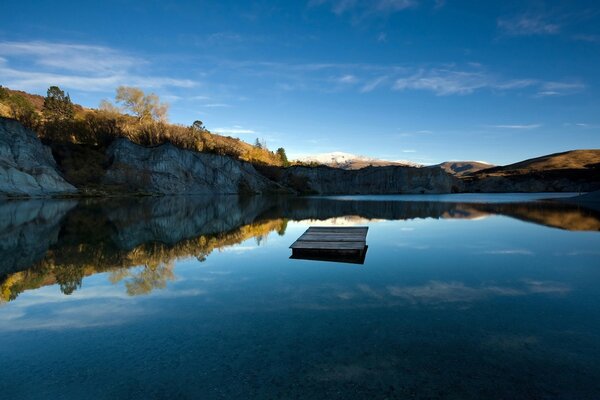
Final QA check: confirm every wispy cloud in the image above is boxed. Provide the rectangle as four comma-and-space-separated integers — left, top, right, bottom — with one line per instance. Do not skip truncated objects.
0, 40, 196, 92
394, 69, 490, 95
391, 67, 583, 97
309, 0, 418, 17
336, 74, 358, 84
535, 81, 586, 97
488, 124, 541, 130
202, 103, 231, 108
216, 59, 566, 97
213, 126, 255, 135
572, 34, 600, 43
360, 75, 388, 92
497, 14, 561, 36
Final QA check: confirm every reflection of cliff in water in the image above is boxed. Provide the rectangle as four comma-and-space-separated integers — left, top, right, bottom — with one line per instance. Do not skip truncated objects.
266, 197, 600, 231
1, 196, 288, 302
1, 196, 598, 302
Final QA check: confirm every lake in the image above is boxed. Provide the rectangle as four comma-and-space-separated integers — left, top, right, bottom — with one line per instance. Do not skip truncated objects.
1, 194, 599, 399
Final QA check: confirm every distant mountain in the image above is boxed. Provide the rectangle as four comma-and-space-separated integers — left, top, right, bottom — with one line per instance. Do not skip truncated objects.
297, 152, 421, 170
434, 161, 495, 177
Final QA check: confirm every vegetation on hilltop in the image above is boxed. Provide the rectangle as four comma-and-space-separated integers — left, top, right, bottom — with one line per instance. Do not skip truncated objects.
0, 85, 289, 168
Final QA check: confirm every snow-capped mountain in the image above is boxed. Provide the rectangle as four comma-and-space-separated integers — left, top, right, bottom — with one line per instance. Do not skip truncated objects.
296, 152, 421, 170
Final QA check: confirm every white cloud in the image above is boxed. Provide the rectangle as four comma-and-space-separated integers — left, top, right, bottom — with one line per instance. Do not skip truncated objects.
0, 41, 138, 74
337, 74, 358, 84
535, 81, 585, 97
213, 127, 255, 135
394, 69, 490, 95
0, 40, 196, 92
360, 75, 388, 92
488, 124, 541, 130
310, 0, 418, 16
390, 67, 584, 97
202, 103, 231, 108
498, 14, 560, 36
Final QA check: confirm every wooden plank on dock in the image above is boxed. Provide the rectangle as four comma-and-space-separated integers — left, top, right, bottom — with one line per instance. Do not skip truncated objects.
289, 226, 369, 264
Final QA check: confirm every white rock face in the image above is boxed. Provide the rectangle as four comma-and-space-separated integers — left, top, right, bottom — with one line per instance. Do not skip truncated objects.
103, 138, 285, 194
0, 118, 77, 197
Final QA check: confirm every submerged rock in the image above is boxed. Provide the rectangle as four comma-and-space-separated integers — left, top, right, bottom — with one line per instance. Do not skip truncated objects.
0, 118, 77, 197
103, 138, 285, 195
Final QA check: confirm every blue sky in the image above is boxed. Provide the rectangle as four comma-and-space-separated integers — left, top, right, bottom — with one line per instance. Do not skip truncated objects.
1, 0, 599, 164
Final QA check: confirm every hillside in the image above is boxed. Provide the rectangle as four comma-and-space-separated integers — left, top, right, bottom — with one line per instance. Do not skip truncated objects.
472, 150, 600, 177
298, 152, 420, 170
0, 85, 286, 168
463, 150, 600, 193
434, 161, 495, 177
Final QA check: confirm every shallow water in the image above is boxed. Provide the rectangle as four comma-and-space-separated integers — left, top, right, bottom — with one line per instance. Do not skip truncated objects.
0, 194, 599, 399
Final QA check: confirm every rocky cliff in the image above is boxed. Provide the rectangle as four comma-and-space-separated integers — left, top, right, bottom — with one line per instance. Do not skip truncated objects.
103, 138, 285, 195
276, 165, 458, 194
0, 118, 77, 197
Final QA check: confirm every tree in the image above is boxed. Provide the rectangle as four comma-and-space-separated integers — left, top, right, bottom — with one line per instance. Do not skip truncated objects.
98, 99, 121, 114
0, 86, 9, 101
0, 87, 38, 128
276, 147, 289, 166
192, 120, 206, 132
254, 138, 267, 150
43, 86, 74, 121
115, 86, 168, 122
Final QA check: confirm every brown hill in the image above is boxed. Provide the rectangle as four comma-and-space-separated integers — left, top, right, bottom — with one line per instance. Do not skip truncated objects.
473, 150, 600, 177
434, 161, 495, 177
463, 150, 600, 193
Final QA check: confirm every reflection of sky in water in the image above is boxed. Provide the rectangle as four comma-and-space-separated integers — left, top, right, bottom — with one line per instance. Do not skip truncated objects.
324, 192, 579, 203
1, 201, 599, 399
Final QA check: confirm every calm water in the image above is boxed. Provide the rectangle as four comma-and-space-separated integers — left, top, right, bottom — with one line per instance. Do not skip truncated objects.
1, 194, 599, 399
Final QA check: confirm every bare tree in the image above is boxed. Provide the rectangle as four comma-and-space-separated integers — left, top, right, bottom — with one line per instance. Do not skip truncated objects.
115, 86, 169, 122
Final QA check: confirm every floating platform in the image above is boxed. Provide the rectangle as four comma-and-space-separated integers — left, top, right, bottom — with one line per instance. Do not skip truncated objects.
289, 226, 369, 264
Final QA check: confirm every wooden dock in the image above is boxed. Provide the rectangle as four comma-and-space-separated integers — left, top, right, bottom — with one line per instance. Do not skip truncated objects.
289, 226, 368, 264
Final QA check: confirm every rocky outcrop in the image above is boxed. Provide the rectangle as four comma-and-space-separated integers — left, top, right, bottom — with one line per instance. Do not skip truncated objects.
277, 165, 457, 194
0, 118, 77, 197
0, 199, 77, 275
103, 138, 285, 195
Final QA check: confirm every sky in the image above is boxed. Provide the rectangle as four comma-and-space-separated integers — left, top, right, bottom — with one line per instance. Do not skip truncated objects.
1, 0, 599, 165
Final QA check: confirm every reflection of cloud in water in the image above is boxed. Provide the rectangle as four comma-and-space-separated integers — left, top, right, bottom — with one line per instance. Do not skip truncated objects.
220, 246, 258, 253
560, 250, 600, 256
384, 280, 569, 304
0, 283, 208, 332
0, 299, 148, 332
386, 281, 522, 304
483, 334, 539, 350
482, 249, 534, 255
357, 284, 384, 299
297, 216, 384, 226
395, 242, 431, 250
522, 279, 570, 294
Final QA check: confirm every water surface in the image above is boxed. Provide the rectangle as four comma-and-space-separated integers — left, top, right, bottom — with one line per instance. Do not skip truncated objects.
1, 195, 599, 399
